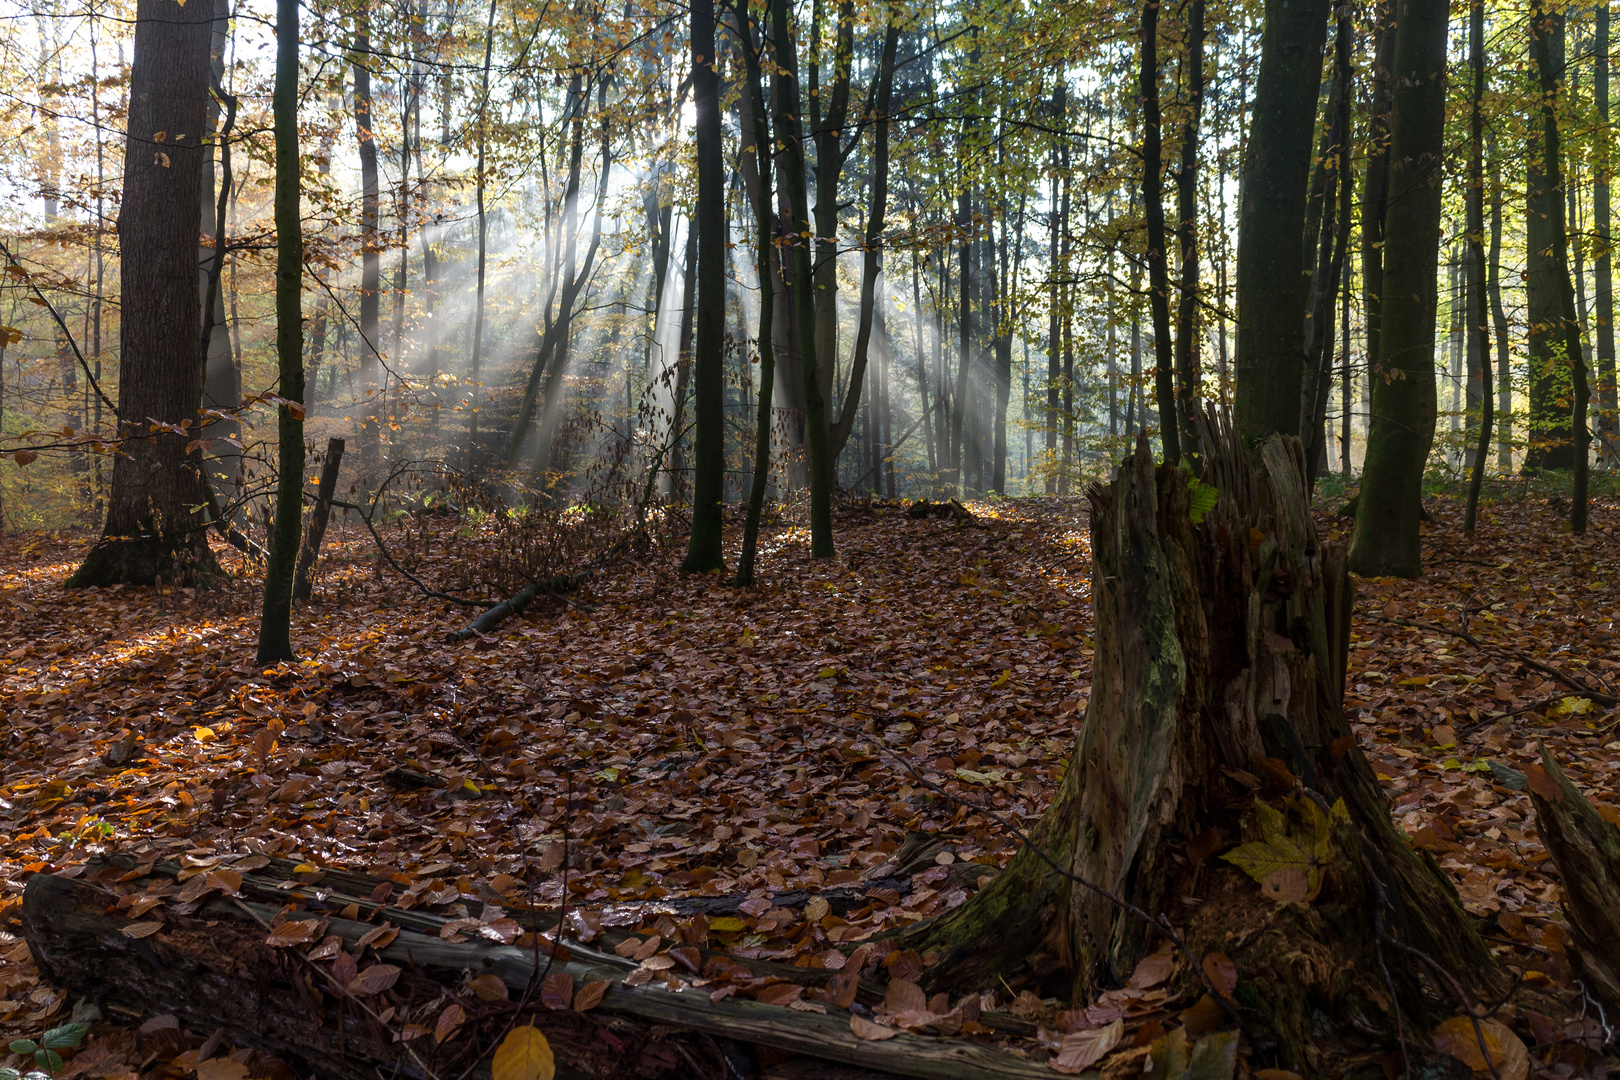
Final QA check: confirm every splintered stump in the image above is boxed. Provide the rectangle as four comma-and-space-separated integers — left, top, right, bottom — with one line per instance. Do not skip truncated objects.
903, 421, 1508, 1074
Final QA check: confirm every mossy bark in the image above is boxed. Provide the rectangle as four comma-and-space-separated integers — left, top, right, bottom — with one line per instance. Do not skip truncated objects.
904, 417, 1507, 1073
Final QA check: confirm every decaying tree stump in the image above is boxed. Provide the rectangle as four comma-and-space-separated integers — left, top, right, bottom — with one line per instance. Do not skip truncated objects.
902, 417, 1508, 1073
1526, 746, 1620, 1014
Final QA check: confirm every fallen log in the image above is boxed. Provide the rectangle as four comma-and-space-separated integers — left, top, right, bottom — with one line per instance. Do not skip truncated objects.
1526, 745, 1620, 1012
446, 571, 593, 642
22, 859, 1053, 1080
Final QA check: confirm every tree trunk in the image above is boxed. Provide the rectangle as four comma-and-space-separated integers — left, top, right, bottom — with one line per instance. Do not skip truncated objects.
1172, 0, 1206, 467
352, 7, 381, 484
1045, 97, 1066, 493
199, 0, 238, 503
1523, 6, 1573, 473
810, 0, 854, 412
735, 7, 776, 588
1598, 1, 1617, 462
900, 416, 1505, 1075
1527, 0, 1590, 521
681, 0, 727, 574
829, 18, 900, 463
771, 0, 834, 557
1489, 132, 1513, 470
1232, 0, 1331, 445
1140, 0, 1180, 465
1465, 0, 1494, 534
256, 0, 305, 665
1349, 0, 1450, 578
1360, 0, 1396, 408
467, 0, 496, 452
68, 0, 220, 589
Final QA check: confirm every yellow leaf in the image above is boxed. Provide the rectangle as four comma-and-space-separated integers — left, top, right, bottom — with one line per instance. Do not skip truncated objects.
708, 916, 747, 932
491, 1026, 555, 1080
1220, 798, 1344, 902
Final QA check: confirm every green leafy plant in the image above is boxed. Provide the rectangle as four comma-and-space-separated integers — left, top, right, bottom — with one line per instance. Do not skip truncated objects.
2, 1023, 88, 1080
1186, 476, 1219, 524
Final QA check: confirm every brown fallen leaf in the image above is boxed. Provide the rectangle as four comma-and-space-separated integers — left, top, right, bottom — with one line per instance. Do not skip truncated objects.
434, 1002, 466, 1043
121, 921, 162, 939
347, 964, 401, 996
1049, 1018, 1124, 1074
265, 920, 318, 947
1432, 1016, 1529, 1080
882, 978, 927, 1014
850, 1015, 899, 1041
573, 980, 609, 1012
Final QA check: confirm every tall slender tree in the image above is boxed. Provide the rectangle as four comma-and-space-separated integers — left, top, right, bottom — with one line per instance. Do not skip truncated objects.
1464, 0, 1493, 532
1139, 0, 1179, 465
681, 0, 727, 573
1172, 0, 1206, 466
770, 0, 834, 556
1350, 0, 1452, 577
256, 0, 305, 663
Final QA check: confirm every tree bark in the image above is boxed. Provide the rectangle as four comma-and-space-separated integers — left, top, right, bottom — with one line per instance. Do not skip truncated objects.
1232, 0, 1331, 445
1349, 0, 1450, 578
67, 0, 220, 589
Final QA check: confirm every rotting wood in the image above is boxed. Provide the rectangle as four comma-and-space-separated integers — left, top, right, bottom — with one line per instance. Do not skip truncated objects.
1526, 744, 1620, 1013
896, 412, 1507, 1075
23, 870, 1058, 1080
445, 570, 593, 642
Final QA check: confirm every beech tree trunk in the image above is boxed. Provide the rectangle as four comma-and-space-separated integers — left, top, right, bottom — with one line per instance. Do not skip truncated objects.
256, 0, 305, 665
68, 0, 220, 588
1231, 0, 1330, 445
1349, 0, 1451, 578
680, 0, 727, 573
902, 415, 1505, 1074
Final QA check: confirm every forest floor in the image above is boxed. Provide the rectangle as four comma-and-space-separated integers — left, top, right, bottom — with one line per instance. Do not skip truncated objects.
0, 492, 1615, 1077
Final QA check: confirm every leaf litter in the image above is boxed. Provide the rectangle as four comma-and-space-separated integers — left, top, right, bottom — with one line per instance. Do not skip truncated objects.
0, 494, 1611, 1076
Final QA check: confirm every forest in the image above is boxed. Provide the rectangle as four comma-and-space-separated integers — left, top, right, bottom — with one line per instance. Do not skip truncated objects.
4, 0, 1620, 1074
